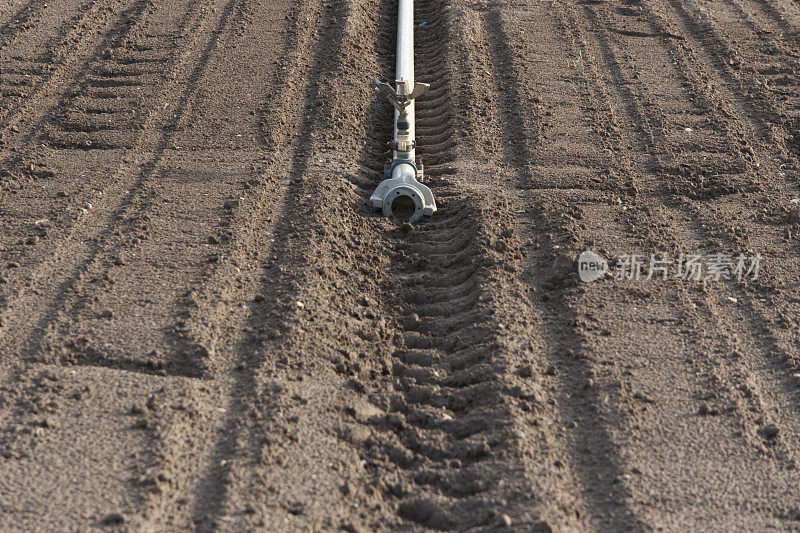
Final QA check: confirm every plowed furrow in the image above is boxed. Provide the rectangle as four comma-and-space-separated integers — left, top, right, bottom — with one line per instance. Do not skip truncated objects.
450, 2, 647, 529
134, 0, 393, 529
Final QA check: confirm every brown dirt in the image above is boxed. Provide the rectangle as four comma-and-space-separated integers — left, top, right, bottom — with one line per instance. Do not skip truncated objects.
1, 0, 800, 530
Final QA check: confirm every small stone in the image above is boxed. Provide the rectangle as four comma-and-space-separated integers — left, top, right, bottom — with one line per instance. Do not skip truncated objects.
146, 395, 160, 411
500, 514, 513, 527
697, 403, 718, 416
288, 501, 306, 515
7, 262, 19, 269
296, 300, 305, 309
99, 310, 113, 319
550, 253, 575, 281
511, 429, 525, 439
25, 236, 39, 245
208, 235, 220, 244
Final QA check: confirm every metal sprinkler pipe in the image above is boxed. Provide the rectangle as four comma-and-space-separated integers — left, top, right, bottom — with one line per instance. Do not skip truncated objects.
370, 0, 437, 224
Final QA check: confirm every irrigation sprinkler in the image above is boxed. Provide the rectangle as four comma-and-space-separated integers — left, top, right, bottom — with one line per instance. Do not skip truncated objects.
370, 0, 437, 224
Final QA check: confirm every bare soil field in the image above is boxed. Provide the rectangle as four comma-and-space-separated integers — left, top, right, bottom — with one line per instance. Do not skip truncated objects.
1, 0, 800, 530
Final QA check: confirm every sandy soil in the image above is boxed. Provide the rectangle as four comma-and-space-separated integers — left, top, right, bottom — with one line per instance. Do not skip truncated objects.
1, 0, 800, 530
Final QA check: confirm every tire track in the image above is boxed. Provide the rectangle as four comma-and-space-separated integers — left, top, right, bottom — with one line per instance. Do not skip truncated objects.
447, 0, 800, 528
0, 0, 137, 140
642, 0, 798, 172
0, 0, 49, 50
168, 0, 547, 528
556, 1, 800, 527
3, 0, 800, 529
188, 0, 392, 527
631, 0, 800, 461
332, 0, 557, 530
739, 0, 800, 34
0, 0, 241, 374
0, 0, 272, 530
39, 0, 252, 378
620, 0, 800, 420
0, 0, 150, 455
0, 0, 151, 267
673, 0, 800, 417
695, 0, 800, 161
172, 0, 349, 381
0, 7, 244, 504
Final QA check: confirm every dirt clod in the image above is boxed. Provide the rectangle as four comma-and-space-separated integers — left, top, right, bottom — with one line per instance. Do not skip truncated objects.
101, 513, 125, 526
518, 364, 534, 378
760, 424, 780, 440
